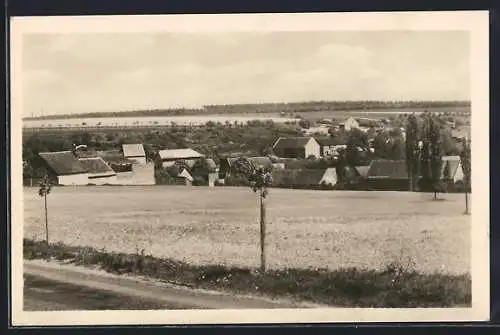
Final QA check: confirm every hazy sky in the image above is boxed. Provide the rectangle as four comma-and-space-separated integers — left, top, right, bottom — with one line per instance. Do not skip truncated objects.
22, 31, 470, 116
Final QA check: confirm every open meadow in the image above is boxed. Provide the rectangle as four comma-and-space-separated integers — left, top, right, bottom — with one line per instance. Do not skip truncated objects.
23, 186, 471, 276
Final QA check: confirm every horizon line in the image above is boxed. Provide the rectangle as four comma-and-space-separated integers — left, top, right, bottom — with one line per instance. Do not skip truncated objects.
23, 99, 471, 120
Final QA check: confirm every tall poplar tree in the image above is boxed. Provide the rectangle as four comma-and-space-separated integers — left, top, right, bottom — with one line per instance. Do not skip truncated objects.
405, 113, 420, 191
460, 138, 471, 214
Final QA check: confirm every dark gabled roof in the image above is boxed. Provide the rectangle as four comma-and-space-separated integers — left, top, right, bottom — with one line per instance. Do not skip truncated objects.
272, 169, 328, 185
38, 151, 88, 176
96, 149, 122, 156
101, 154, 134, 165
366, 159, 408, 180
294, 169, 328, 185
78, 157, 116, 175
272, 137, 314, 150
317, 137, 347, 146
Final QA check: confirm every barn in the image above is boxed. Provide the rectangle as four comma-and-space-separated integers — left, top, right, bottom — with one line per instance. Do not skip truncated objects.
78, 157, 118, 185
339, 117, 360, 131
38, 151, 89, 186
272, 137, 321, 159
155, 148, 204, 168
122, 144, 147, 164
441, 155, 464, 183
272, 168, 338, 189
363, 159, 409, 191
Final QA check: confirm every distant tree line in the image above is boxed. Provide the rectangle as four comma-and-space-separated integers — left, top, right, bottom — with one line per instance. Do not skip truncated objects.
23, 100, 470, 121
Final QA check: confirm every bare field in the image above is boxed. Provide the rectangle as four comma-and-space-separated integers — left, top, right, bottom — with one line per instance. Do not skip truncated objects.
23, 186, 471, 275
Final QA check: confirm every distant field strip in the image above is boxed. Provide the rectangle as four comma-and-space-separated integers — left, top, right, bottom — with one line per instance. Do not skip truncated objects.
23, 186, 471, 275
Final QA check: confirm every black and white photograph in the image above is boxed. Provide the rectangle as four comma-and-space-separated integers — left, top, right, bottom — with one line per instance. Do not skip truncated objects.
10, 12, 490, 325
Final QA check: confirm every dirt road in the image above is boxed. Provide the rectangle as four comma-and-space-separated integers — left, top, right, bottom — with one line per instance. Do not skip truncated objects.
23, 260, 311, 310
24, 275, 186, 310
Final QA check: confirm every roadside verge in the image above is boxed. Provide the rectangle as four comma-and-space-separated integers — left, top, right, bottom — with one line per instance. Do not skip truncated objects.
24, 259, 313, 309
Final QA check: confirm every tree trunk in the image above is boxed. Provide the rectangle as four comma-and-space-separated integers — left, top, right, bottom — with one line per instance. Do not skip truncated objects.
44, 194, 49, 245
259, 191, 266, 273
434, 191, 438, 200
465, 181, 469, 214
408, 170, 413, 192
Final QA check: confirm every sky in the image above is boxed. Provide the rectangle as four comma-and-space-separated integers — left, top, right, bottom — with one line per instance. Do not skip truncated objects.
21, 31, 470, 117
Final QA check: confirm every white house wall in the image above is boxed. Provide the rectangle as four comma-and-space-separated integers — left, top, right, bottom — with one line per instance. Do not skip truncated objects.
304, 139, 321, 158
319, 168, 338, 186
58, 173, 89, 186
344, 117, 360, 131
454, 164, 465, 182
87, 175, 118, 185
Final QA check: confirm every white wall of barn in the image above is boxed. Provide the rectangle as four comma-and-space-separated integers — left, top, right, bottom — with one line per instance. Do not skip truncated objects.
87, 174, 118, 185
320, 168, 338, 186
454, 164, 465, 182
57, 173, 89, 186
304, 139, 321, 158
344, 117, 360, 131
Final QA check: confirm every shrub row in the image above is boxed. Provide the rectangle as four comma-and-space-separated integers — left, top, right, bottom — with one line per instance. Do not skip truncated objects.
24, 239, 471, 308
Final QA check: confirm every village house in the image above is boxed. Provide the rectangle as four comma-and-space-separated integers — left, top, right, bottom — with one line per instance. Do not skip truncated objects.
126, 163, 155, 185
441, 155, 465, 183
272, 168, 338, 188
337, 117, 385, 133
339, 117, 360, 131
121, 144, 147, 164
272, 137, 321, 159
176, 168, 194, 186
316, 138, 347, 157
191, 158, 219, 187
38, 151, 89, 186
303, 126, 330, 136
363, 159, 409, 191
78, 157, 117, 185
155, 148, 205, 169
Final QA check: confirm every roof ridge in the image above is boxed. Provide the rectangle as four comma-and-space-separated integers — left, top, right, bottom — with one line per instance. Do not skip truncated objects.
39, 150, 73, 154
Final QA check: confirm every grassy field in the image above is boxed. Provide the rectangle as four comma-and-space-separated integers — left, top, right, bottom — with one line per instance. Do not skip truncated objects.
23, 186, 471, 276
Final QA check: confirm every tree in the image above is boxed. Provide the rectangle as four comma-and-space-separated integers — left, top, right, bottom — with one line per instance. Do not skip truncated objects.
421, 115, 444, 199
38, 175, 52, 245
298, 119, 311, 129
335, 149, 348, 185
460, 138, 471, 214
405, 114, 420, 191
231, 157, 273, 272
